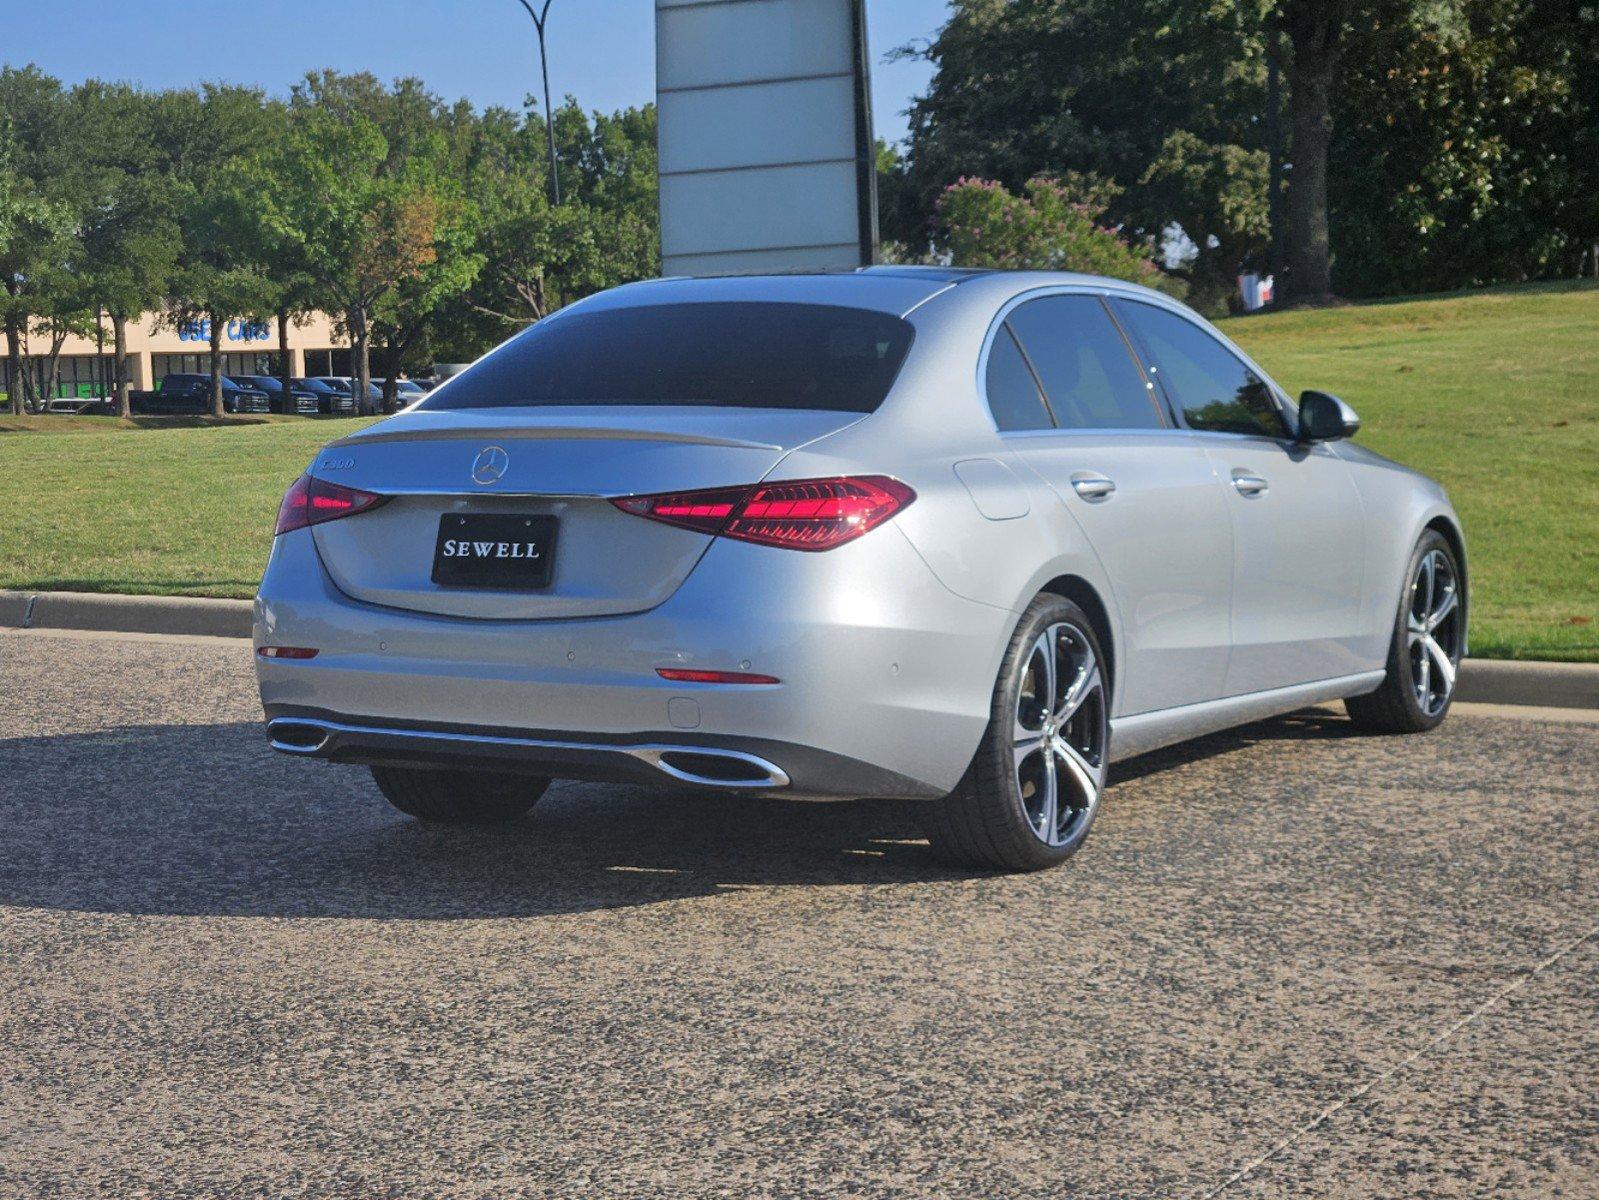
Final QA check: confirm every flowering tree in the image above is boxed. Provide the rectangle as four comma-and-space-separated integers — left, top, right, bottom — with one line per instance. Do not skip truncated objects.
936, 175, 1169, 289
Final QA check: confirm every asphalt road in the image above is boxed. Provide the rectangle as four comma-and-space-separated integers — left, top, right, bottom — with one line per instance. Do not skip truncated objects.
1, 628, 1596, 1199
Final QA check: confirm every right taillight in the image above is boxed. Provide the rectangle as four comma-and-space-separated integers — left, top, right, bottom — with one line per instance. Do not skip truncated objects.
274, 473, 388, 537
611, 475, 915, 551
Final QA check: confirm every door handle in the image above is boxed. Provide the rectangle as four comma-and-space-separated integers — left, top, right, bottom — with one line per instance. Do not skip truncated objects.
1231, 472, 1269, 497
1070, 473, 1117, 501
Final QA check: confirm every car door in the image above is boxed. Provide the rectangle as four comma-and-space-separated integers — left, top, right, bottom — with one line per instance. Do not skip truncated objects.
990, 292, 1234, 716
1112, 298, 1366, 696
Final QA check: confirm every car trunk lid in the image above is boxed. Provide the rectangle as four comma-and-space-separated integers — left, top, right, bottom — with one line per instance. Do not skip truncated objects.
307, 406, 861, 620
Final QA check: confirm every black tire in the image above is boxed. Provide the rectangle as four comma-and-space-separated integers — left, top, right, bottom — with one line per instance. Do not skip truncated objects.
923, 595, 1111, 872
370, 765, 549, 824
1346, 529, 1464, 734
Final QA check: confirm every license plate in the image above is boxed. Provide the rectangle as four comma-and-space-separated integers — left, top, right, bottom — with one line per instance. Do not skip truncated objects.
432, 514, 557, 589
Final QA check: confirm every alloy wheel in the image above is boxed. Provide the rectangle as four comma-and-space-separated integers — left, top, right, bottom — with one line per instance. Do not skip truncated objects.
1408, 548, 1462, 716
1013, 622, 1107, 847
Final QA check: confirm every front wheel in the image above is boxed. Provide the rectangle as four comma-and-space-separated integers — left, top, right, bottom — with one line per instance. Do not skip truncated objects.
370, 766, 549, 824
1346, 529, 1465, 733
923, 595, 1110, 872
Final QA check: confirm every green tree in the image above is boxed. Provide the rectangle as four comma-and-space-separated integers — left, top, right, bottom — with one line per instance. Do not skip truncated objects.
69, 82, 181, 417
1329, 0, 1595, 294
445, 100, 658, 357
900, 0, 1272, 309
151, 85, 277, 416
255, 103, 453, 414
0, 66, 76, 415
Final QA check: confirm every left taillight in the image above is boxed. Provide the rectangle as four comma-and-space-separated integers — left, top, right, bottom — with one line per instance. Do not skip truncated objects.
611, 475, 916, 552
274, 473, 388, 537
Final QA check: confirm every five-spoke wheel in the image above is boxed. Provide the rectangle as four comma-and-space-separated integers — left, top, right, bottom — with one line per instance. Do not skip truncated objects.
1348, 529, 1465, 733
1013, 622, 1106, 848
924, 594, 1111, 871
1407, 547, 1462, 717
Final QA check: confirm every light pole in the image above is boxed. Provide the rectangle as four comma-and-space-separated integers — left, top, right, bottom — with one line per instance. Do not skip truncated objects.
514, 0, 561, 205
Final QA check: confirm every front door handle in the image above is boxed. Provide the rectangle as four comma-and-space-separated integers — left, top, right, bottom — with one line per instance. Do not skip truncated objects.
1231, 472, 1269, 497
1071, 473, 1117, 501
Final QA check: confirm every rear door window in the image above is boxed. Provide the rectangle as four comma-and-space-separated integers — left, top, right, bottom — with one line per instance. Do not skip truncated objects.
984, 324, 1056, 431
422, 302, 915, 414
1006, 296, 1165, 430
1114, 300, 1288, 439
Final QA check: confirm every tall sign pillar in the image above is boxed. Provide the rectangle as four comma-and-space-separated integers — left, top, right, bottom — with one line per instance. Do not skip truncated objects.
655, 0, 879, 276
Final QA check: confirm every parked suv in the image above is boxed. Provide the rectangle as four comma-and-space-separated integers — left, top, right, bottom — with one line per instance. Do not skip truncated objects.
129, 374, 271, 415
290, 378, 359, 415
232, 375, 321, 415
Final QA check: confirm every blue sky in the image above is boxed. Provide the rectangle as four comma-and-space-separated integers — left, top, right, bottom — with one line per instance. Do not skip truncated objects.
4, 0, 948, 142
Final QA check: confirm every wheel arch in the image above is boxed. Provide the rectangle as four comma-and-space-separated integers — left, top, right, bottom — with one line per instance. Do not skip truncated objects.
1036, 573, 1118, 703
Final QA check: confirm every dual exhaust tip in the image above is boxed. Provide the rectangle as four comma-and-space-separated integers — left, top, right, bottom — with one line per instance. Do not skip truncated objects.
266, 718, 789, 791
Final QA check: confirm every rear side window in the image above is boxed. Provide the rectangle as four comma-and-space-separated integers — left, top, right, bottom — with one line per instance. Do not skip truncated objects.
422, 302, 915, 414
985, 325, 1055, 431
1006, 296, 1163, 430
1115, 300, 1288, 439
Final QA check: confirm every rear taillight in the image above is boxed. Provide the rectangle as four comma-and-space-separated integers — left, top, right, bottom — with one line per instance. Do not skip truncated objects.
611, 476, 915, 552
274, 473, 388, 537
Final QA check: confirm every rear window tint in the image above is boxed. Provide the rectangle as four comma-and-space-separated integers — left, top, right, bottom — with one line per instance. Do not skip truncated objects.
423, 302, 916, 414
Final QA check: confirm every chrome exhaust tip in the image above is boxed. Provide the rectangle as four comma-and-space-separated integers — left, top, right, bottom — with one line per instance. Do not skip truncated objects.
635, 747, 790, 790
267, 718, 333, 755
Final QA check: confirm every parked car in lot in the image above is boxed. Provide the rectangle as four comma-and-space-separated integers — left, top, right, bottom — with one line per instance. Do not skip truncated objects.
232, 375, 322, 415
301, 376, 382, 411
289, 378, 359, 415
373, 378, 429, 404
257, 268, 1467, 872
130, 373, 271, 415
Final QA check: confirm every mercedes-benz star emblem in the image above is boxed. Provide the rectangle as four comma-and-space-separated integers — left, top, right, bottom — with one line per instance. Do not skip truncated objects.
471, 445, 510, 486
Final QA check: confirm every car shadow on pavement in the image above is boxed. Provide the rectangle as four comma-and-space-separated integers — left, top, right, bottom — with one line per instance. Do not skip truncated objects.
0, 708, 1357, 920
0, 721, 959, 919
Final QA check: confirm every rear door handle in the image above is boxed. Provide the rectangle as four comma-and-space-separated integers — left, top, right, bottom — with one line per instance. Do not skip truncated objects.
1231, 472, 1269, 497
1070, 473, 1117, 501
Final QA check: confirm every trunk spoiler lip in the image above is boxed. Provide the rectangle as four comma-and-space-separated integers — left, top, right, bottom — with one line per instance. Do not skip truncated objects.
326, 425, 785, 452
320, 409, 871, 455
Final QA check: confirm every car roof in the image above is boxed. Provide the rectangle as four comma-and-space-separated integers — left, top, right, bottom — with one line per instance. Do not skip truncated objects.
567, 265, 1175, 319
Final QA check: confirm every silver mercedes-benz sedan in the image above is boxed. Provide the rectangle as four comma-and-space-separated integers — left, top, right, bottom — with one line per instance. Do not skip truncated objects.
256, 267, 1466, 872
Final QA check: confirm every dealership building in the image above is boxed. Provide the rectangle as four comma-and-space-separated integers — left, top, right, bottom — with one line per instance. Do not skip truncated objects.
3, 311, 352, 401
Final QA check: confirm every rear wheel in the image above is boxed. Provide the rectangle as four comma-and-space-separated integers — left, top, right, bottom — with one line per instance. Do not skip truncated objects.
1346, 529, 1464, 733
924, 595, 1110, 872
370, 766, 549, 824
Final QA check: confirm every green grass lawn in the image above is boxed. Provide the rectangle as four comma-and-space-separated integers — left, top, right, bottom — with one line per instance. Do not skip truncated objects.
1, 280, 1595, 659
1, 415, 377, 598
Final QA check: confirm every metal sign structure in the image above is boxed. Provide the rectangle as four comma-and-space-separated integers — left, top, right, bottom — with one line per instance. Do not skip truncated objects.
655, 0, 879, 276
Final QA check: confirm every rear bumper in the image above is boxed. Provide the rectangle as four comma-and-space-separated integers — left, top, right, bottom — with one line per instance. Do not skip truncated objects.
255, 525, 1015, 799
263, 708, 939, 799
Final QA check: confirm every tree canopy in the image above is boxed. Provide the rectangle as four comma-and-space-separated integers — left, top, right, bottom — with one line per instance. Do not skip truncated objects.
0, 68, 659, 414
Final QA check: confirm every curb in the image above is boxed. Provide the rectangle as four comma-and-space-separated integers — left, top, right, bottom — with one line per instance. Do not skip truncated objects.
0, 589, 254, 640
3, 589, 1595, 710
1453, 658, 1599, 711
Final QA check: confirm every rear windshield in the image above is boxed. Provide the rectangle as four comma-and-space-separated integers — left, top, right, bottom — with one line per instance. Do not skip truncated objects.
421, 302, 915, 414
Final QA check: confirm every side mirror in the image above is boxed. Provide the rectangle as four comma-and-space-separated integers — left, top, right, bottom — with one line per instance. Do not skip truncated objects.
1297, 390, 1360, 442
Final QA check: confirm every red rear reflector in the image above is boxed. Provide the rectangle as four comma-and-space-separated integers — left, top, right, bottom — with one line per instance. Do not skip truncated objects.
612, 476, 915, 551
656, 668, 780, 685
257, 646, 319, 660
274, 474, 388, 536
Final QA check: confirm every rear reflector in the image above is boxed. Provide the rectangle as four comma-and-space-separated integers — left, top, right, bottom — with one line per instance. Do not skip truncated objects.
613, 476, 915, 551
274, 474, 388, 537
257, 646, 319, 660
657, 668, 780, 685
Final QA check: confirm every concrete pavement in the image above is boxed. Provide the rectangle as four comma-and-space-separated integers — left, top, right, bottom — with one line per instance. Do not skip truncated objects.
1, 627, 1595, 1198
